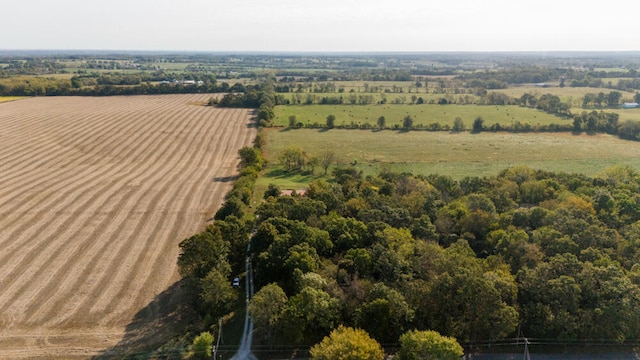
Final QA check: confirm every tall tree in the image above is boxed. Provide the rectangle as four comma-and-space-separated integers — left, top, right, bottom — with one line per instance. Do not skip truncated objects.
249, 283, 288, 345
280, 287, 341, 344
326, 114, 336, 128
192, 332, 214, 359
288, 114, 297, 127
472, 116, 484, 132
452, 117, 465, 132
320, 150, 336, 175
607, 91, 622, 107
402, 115, 414, 130
279, 146, 305, 171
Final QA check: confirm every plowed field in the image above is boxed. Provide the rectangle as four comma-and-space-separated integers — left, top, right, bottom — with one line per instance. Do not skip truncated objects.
0, 95, 256, 358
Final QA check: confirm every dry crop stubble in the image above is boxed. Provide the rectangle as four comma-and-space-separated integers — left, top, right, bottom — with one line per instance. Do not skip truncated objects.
0, 94, 256, 358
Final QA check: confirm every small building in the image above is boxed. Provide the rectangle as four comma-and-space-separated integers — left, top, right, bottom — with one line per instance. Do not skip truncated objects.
280, 189, 307, 196
622, 103, 639, 109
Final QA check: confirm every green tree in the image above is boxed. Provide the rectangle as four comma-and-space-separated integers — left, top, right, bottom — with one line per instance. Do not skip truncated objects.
377, 116, 386, 129
178, 228, 229, 280
249, 283, 288, 345
199, 267, 237, 318
263, 183, 281, 199
214, 196, 245, 220
310, 326, 384, 360
288, 114, 297, 127
607, 91, 622, 107
517, 253, 584, 338
285, 242, 321, 274
341, 248, 373, 276
425, 241, 518, 343
238, 146, 262, 169
491, 229, 543, 272
326, 114, 336, 128
279, 145, 305, 171
452, 117, 465, 132
280, 287, 341, 344
258, 106, 274, 122
192, 332, 214, 359
429, 269, 518, 342
402, 115, 414, 130
472, 116, 484, 132
320, 150, 336, 175
355, 283, 415, 343
397, 330, 464, 360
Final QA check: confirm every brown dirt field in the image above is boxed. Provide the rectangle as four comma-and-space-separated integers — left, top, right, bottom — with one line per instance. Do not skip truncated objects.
0, 95, 256, 358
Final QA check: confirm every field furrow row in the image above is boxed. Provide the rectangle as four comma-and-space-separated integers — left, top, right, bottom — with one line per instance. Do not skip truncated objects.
0, 95, 254, 358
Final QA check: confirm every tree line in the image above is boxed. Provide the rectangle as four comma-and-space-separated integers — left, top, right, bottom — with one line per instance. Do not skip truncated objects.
0, 74, 245, 96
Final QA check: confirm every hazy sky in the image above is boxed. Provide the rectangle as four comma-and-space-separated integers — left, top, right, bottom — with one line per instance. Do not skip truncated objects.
3, 0, 639, 52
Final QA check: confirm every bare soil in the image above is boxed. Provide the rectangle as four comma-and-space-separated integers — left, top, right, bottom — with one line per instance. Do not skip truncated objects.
0, 95, 256, 358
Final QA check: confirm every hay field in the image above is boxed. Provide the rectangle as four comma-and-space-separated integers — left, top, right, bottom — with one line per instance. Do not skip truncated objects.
0, 95, 255, 358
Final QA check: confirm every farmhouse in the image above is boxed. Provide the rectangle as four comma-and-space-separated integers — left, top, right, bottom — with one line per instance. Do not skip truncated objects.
622, 102, 639, 108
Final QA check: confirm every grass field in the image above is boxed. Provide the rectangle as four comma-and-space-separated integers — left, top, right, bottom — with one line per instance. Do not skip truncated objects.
273, 104, 570, 128
0, 96, 25, 103
259, 129, 640, 191
0, 95, 255, 358
595, 107, 640, 122
495, 86, 637, 104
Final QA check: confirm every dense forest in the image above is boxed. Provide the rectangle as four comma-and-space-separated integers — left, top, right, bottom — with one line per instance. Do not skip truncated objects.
178, 138, 640, 355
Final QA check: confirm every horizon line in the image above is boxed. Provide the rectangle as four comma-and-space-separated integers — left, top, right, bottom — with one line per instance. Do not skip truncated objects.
2, 49, 640, 56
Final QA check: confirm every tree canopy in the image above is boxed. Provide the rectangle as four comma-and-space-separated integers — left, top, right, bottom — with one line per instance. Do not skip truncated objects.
179, 159, 640, 355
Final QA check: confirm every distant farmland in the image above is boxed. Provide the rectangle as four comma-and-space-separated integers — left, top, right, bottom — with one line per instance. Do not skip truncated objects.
0, 95, 255, 358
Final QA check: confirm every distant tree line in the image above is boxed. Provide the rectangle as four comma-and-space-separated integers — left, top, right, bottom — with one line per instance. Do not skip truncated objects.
458, 67, 568, 85
212, 76, 277, 126
0, 73, 246, 96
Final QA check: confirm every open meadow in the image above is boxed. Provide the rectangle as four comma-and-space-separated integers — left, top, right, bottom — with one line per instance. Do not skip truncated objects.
494, 86, 638, 104
0, 95, 255, 358
260, 128, 640, 190
273, 104, 569, 128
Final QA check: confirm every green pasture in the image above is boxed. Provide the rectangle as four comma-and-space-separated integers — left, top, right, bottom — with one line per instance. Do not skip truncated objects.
34, 73, 75, 79
590, 107, 640, 122
495, 86, 637, 104
273, 104, 570, 128
258, 129, 640, 191
593, 67, 629, 73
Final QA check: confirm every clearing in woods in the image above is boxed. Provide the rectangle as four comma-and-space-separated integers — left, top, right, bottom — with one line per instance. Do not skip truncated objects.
0, 94, 256, 358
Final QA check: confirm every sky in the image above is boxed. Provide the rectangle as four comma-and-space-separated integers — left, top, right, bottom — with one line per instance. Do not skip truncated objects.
3, 0, 639, 52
